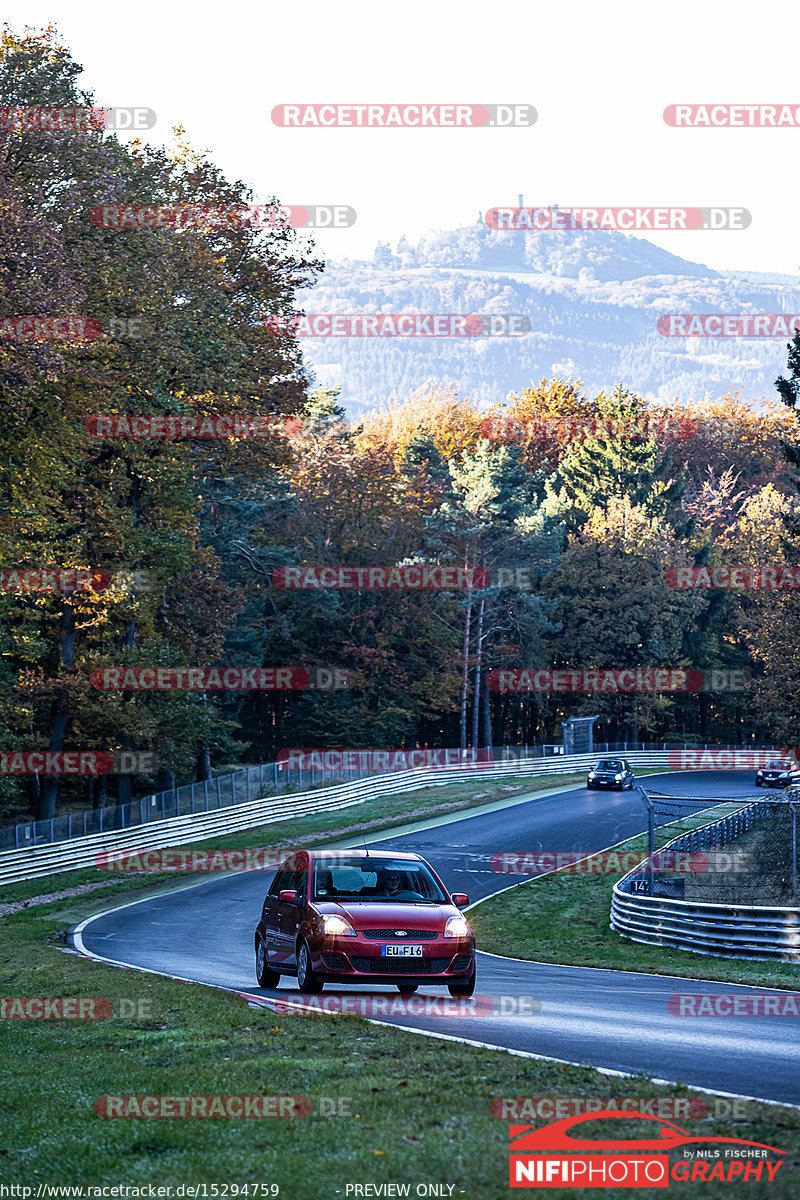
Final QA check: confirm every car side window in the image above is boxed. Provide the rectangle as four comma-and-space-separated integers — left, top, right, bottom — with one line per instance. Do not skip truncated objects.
291, 866, 308, 901
269, 867, 292, 896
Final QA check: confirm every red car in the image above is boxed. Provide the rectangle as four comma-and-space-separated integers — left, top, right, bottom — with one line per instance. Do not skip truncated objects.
509, 1112, 785, 1155
254, 848, 476, 995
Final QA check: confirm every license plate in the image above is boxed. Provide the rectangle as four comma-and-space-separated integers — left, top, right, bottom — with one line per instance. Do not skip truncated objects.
381, 944, 423, 957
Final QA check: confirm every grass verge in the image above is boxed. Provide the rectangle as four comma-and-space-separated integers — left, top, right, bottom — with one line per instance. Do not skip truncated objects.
1, 897, 799, 1195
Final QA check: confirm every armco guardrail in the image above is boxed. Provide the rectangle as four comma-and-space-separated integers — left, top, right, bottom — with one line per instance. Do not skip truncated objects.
0, 751, 675, 887
3, 741, 774, 854
611, 797, 800, 961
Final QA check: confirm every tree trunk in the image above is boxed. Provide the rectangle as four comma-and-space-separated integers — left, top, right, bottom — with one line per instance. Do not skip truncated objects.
481, 665, 492, 750
36, 600, 76, 820
196, 745, 212, 781
471, 596, 485, 749
459, 599, 472, 752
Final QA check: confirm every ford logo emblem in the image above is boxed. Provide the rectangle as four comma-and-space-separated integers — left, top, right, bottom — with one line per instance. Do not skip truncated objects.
394, 930, 407, 936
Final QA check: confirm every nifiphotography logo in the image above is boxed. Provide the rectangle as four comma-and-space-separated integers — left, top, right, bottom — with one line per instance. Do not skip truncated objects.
507, 1111, 785, 1188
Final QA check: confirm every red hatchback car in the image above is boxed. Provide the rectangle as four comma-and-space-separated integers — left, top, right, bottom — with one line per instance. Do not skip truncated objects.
254, 848, 476, 995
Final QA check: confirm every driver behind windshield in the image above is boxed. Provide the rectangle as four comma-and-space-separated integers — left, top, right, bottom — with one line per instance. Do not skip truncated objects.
382, 868, 404, 896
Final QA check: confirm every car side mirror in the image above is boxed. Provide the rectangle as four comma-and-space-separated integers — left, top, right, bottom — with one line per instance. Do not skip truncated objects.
452, 893, 469, 907
279, 889, 300, 905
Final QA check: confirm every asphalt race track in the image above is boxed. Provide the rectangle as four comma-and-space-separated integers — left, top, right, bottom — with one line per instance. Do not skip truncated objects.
73, 771, 800, 1106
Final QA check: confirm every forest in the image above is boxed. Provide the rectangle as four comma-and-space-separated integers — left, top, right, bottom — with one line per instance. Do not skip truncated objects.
2, 28, 800, 826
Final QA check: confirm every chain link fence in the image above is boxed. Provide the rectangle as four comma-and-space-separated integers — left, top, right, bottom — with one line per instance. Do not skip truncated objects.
632, 788, 799, 905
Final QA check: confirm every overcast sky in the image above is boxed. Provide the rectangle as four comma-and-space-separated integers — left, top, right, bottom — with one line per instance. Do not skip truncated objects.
4, 0, 798, 278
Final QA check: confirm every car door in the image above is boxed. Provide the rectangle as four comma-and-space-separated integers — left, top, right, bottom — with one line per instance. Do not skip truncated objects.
262, 863, 293, 965
276, 854, 309, 968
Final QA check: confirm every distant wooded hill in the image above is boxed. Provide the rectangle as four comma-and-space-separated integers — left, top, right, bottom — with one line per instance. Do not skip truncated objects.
297, 221, 800, 416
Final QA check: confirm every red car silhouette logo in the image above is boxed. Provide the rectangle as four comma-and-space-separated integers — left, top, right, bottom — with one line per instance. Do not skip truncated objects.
510, 1110, 785, 1155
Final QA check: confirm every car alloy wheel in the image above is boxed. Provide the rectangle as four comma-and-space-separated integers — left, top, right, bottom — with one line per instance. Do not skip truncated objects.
297, 939, 324, 993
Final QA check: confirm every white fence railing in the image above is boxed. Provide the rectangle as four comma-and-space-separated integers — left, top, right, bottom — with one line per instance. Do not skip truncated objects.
0, 752, 674, 887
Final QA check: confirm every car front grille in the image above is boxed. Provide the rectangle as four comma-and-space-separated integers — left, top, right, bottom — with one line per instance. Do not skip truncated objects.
349, 956, 453, 975
360, 929, 439, 939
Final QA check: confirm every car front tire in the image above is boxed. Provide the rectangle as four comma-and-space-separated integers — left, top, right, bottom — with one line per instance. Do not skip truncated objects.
448, 966, 476, 997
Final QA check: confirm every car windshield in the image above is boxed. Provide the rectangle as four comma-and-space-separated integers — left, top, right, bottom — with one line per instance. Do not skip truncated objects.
596, 760, 623, 770
311, 858, 449, 903
766, 760, 792, 770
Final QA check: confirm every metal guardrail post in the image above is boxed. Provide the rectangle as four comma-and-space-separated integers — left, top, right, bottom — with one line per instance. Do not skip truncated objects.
204, 780, 209, 811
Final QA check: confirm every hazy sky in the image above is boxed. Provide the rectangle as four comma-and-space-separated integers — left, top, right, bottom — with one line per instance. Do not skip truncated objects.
4, 0, 798, 278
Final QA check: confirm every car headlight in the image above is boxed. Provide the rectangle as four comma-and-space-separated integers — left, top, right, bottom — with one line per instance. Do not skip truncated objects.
614, 774, 622, 781
444, 915, 471, 939
321, 915, 356, 937
588, 772, 596, 779
756, 771, 763, 777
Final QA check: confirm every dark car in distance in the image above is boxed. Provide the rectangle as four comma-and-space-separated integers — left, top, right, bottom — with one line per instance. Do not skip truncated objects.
254, 848, 476, 996
754, 759, 800, 789
587, 758, 634, 790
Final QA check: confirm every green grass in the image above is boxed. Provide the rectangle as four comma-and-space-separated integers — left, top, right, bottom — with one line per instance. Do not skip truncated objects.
1, 897, 799, 1196
2, 769, 799, 1194
470, 824, 800, 990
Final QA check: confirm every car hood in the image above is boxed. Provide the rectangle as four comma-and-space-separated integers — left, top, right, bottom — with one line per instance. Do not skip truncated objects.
312, 900, 457, 931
